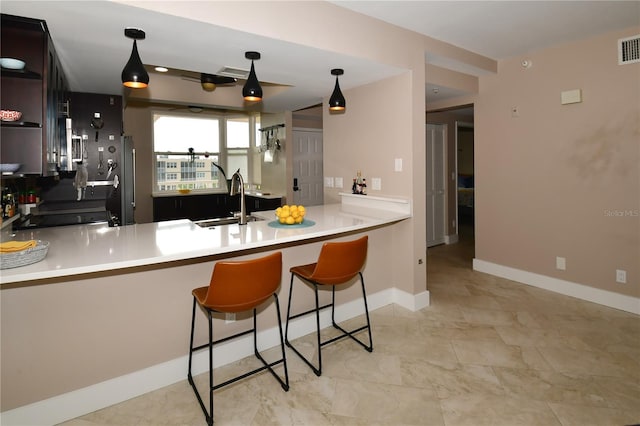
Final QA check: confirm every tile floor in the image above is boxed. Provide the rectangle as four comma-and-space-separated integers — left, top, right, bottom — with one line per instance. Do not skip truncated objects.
61, 233, 639, 426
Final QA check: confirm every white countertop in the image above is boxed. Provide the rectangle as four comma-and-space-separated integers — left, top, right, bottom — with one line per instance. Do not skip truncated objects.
0, 202, 410, 285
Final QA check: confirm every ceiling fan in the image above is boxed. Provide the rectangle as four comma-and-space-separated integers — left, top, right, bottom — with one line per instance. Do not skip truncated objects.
181, 73, 239, 92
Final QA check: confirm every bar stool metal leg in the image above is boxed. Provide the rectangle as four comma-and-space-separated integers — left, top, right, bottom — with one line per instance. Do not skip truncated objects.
187, 251, 287, 424
285, 271, 373, 376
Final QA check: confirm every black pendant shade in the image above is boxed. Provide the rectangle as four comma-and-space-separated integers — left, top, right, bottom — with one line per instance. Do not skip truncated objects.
122, 28, 149, 89
329, 68, 346, 111
243, 51, 263, 101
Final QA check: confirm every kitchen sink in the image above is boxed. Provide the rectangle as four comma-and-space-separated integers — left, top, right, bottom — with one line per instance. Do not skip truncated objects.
193, 215, 265, 229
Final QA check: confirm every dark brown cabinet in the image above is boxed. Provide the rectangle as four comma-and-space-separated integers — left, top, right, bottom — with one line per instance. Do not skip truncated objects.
153, 194, 236, 222
1, 13, 68, 175
153, 193, 283, 222
246, 195, 283, 214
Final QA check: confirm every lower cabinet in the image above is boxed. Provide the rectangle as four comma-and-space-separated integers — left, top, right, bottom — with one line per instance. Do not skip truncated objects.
246, 195, 283, 214
153, 194, 283, 222
153, 194, 234, 222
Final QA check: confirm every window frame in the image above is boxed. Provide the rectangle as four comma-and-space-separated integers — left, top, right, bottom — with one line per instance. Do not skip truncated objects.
151, 110, 259, 196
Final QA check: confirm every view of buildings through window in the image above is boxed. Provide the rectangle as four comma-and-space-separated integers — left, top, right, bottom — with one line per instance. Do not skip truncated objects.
153, 113, 259, 193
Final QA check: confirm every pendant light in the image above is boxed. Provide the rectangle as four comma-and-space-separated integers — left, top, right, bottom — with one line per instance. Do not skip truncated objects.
242, 51, 263, 101
329, 68, 346, 111
121, 28, 149, 89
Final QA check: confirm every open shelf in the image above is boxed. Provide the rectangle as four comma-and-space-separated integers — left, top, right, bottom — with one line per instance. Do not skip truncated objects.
1, 121, 42, 128
1, 68, 42, 80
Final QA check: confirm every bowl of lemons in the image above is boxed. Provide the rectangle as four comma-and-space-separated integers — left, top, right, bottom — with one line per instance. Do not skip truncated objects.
275, 204, 306, 225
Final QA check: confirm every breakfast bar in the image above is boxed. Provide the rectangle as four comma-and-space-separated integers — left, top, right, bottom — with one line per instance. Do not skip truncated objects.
0, 195, 424, 426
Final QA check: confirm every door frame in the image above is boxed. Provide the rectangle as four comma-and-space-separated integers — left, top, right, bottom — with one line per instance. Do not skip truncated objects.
454, 121, 474, 239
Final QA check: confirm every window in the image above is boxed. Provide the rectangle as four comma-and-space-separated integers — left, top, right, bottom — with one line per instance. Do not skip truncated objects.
226, 116, 250, 181
152, 112, 259, 194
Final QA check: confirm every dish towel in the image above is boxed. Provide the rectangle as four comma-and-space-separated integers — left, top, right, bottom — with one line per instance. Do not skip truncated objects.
0, 240, 37, 253
74, 163, 88, 201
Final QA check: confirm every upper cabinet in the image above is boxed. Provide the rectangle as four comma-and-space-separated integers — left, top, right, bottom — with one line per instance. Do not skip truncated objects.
1, 13, 68, 176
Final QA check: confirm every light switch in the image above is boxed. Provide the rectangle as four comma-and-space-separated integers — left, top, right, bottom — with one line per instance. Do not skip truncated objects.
334, 177, 343, 188
324, 177, 334, 188
394, 158, 403, 172
561, 89, 582, 105
372, 178, 382, 190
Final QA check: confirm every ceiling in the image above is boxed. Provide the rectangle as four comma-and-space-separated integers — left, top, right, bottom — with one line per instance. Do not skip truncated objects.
2, 1, 638, 111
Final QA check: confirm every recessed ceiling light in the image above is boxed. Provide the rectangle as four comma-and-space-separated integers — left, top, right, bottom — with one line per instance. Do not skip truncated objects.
155, 66, 169, 73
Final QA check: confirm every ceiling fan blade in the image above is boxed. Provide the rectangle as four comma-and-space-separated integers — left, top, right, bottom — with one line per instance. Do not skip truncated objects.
201, 73, 238, 85
180, 75, 200, 82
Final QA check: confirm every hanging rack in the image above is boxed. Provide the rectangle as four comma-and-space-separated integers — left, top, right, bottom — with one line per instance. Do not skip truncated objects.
259, 123, 285, 153
258, 123, 285, 133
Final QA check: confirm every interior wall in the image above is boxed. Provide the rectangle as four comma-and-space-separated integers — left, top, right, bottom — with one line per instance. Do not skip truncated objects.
123, 104, 153, 224
458, 127, 474, 175
475, 26, 639, 297
258, 112, 287, 195
323, 71, 423, 295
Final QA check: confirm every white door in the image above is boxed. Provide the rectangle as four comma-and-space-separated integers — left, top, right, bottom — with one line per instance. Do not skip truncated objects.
292, 129, 323, 206
426, 124, 447, 247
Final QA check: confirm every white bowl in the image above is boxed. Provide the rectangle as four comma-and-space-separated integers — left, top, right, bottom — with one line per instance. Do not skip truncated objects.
0, 110, 22, 122
0, 58, 26, 70
0, 163, 22, 173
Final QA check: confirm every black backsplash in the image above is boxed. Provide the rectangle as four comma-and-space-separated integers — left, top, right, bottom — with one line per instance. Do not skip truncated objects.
40, 92, 123, 204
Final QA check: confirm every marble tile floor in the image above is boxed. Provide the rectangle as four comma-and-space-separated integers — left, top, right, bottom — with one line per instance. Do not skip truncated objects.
61, 237, 639, 426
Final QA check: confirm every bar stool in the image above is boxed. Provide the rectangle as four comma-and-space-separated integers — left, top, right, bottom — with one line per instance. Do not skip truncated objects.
285, 236, 373, 376
187, 252, 289, 426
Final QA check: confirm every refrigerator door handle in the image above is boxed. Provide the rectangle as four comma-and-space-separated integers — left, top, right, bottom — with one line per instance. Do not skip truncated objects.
131, 148, 136, 208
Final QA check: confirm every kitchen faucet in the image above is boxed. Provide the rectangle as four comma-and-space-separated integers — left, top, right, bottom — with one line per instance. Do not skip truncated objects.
230, 169, 247, 225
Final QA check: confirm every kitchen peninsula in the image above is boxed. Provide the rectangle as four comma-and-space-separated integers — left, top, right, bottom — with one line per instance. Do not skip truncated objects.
1, 195, 425, 426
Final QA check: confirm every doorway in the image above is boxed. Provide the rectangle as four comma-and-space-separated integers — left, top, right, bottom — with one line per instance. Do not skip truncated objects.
292, 128, 323, 206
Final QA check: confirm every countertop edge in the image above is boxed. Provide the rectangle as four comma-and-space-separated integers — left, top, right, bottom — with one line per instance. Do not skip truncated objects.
0, 205, 410, 285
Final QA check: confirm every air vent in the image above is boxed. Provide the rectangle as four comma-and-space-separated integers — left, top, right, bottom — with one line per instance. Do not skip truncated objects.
216, 66, 249, 79
618, 35, 640, 65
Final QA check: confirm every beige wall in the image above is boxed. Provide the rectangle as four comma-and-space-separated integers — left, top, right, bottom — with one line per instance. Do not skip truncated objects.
473, 27, 639, 297
259, 112, 287, 195
123, 103, 154, 224
458, 128, 474, 176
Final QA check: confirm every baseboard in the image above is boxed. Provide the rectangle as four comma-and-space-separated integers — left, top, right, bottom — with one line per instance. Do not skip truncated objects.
0, 286, 430, 426
473, 258, 640, 315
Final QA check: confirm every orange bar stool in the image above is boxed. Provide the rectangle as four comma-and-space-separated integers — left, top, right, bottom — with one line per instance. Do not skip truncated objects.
285, 236, 373, 376
187, 252, 289, 426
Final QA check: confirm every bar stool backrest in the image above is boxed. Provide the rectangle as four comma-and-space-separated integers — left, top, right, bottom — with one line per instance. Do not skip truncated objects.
203, 252, 283, 312
309, 236, 368, 285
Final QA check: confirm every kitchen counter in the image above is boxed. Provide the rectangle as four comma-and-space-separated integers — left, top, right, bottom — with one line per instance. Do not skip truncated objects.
0, 201, 411, 285
1, 195, 418, 423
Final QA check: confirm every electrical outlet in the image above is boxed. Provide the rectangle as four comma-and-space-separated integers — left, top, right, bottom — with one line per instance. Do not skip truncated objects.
556, 257, 566, 270
225, 313, 235, 323
616, 269, 627, 283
